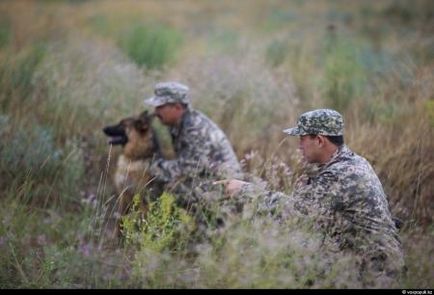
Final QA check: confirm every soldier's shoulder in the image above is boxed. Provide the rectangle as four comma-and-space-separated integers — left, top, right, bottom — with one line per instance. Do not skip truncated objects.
185, 110, 219, 130
323, 158, 365, 186
333, 149, 371, 170
329, 156, 381, 190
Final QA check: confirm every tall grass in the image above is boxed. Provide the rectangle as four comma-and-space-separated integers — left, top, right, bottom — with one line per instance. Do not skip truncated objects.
321, 34, 367, 112
0, 17, 11, 49
0, 0, 432, 289
0, 43, 47, 111
118, 23, 183, 70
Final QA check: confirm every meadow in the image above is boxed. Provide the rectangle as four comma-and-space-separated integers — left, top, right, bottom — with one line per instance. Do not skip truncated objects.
0, 0, 433, 288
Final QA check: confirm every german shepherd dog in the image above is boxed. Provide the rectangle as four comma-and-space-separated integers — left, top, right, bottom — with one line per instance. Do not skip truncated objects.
103, 110, 162, 239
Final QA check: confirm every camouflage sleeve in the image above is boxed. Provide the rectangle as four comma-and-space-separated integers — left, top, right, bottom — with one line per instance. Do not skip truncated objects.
236, 181, 296, 217
149, 125, 213, 183
235, 171, 340, 221
289, 171, 342, 235
149, 157, 178, 183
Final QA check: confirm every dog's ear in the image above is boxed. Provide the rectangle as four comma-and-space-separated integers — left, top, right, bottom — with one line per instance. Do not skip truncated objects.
139, 110, 148, 117
135, 111, 151, 133
140, 110, 157, 121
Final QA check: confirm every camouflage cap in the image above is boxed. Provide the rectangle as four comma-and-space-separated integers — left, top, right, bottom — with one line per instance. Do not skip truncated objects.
283, 109, 344, 136
144, 81, 190, 107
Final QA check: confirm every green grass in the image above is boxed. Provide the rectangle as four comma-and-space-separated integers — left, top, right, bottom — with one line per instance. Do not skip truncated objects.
0, 0, 432, 289
0, 43, 47, 111
321, 35, 367, 112
0, 18, 11, 49
265, 39, 289, 68
118, 23, 183, 70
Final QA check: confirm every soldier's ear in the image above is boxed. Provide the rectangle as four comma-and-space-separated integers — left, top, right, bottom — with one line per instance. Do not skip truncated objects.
173, 103, 186, 111
317, 135, 327, 147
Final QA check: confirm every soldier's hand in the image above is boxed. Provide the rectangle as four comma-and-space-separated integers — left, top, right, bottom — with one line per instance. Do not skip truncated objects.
214, 179, 250, 196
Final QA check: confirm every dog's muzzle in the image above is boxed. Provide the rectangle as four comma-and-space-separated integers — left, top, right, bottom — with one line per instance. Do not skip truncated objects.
103, 125, 128, 145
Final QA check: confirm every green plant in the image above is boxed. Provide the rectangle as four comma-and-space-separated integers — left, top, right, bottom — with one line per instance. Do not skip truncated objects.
0, 43, 46, 110
0, 0, 433, 288
0, 119, 61, 187
321, 36, 367, 111
0, 116, 86, 209
122, 192, 195, 252
426, 99, 434, 127
0, 17, 11, 48
118, 23, 182, 70
265, 39, 288, 67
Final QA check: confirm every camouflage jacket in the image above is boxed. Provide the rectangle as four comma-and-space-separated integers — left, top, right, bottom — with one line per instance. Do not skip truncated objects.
241, 145, 404, 263
150, 109, 242, 186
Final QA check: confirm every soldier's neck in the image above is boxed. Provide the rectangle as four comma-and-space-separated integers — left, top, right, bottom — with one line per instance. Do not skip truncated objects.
318, 143, 339, 165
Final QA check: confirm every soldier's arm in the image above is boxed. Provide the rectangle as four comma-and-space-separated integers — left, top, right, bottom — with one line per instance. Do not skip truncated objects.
290, 170, 341, 234
231, 170, 339, 218
149, 125, 211, 182
218, 179, 294, 216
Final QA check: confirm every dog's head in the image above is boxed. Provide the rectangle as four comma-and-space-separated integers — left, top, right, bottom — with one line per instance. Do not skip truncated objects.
103, 110, 159, 159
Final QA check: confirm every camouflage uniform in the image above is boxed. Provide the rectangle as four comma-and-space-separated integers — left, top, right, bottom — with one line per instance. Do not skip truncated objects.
240, 109, 405, 287
144, 82, 242, 208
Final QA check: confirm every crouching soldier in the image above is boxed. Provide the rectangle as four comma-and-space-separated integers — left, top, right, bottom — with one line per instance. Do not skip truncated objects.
219, 109, 405, 287
144, 81, 243, 224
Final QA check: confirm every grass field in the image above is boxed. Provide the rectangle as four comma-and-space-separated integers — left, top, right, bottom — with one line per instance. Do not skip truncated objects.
0, 0, 433, 289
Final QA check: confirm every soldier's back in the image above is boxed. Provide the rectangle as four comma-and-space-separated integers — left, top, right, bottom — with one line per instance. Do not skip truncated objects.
174, 109, 242, 178
319, 146, 405, 286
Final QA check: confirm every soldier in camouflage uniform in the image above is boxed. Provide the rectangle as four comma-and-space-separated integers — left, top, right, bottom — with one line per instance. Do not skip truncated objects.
144, 81, 242, 210
220, 109, 405, 287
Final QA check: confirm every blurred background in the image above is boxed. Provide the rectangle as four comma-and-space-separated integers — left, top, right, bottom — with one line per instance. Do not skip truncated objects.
0, 0, 432, 288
